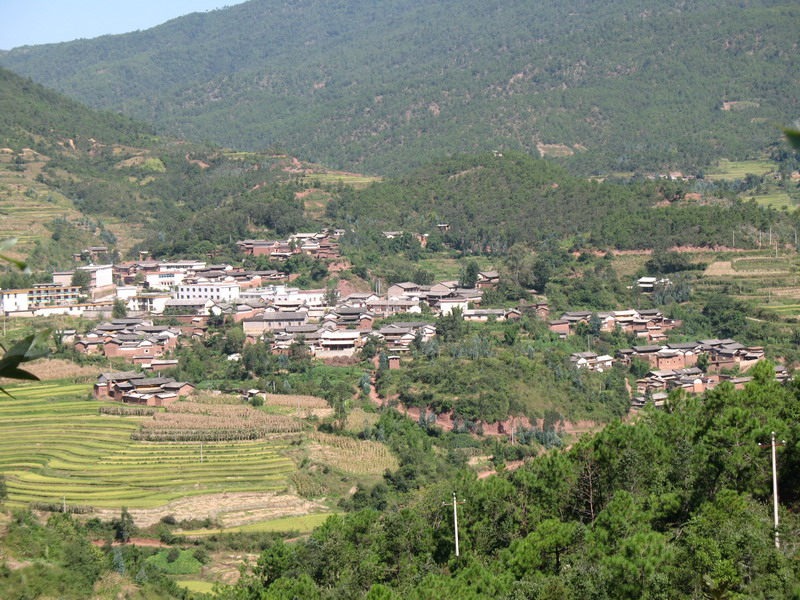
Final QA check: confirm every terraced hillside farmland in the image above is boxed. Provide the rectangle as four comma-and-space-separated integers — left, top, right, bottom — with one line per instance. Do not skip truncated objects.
0, 149, 80, 254
0, 382, 296, 510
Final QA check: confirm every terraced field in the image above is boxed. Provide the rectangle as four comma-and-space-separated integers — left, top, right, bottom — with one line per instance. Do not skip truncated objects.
0, 382, 296, 509
762, 303, 800, 317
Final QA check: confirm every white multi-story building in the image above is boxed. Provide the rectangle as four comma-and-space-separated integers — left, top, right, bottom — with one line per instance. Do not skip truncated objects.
175, 282, 240, 302
128, 293, 171, 314
53, 264, 114, 292
0, 284, 82, 314
145, 271, 188, 289
158, 260, 207, 272
79, 264, 114, 290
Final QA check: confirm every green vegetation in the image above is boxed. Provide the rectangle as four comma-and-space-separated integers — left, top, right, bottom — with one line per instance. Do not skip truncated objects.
330, 152, 796, 253
181, 513, 335, 536
705, 158, 777, 180
2, 1, 797, 175
145, 548, 203, 575
217, 366, 800, 599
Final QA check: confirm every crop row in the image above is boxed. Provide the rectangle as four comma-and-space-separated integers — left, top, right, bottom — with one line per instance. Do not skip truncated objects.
132, 429, 302, 442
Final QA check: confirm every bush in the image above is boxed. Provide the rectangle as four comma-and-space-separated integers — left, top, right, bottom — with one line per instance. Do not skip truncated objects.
145, 548, 202, 575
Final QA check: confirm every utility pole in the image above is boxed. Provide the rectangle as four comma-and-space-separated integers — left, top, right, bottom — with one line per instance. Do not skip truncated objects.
759, 432, 785, 549
443, 492, 465, 557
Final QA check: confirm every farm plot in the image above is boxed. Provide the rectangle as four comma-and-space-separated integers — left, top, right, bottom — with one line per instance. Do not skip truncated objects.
307, 432, 399, 476
0, 383, 296, 509
762, 304, 800, 317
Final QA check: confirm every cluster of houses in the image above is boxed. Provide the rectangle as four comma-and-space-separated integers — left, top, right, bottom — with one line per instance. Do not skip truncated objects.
549, 308, 678, 342
237, 275, 517, 358
73, 318, 189, 370
571, 337, 790, 408
236, 231, 343, 261
93, 371, 194, 406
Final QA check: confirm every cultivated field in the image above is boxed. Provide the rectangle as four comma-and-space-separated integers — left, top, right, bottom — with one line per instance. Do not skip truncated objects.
307, 432, 399, 476
705, 158, 775, 180
0, 382, 296, 510
0, 150, 80, 254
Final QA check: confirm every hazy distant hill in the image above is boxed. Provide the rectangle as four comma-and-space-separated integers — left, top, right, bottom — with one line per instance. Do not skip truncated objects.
2, 0, 797, 175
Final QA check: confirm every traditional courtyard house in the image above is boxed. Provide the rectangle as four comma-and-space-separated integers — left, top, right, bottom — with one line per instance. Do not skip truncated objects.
387, 281, 423, 298
548, 319, 571, 338
377, 324, 417, 352
317, 329, 363, 358
463, 308, 507, 322
242, 311, 309, 339
237, 239, 282, 256
148, 359, 180, 372
93, 371, 146, 399
74, 338, 104, 354
453, 288, 484, 305
332, 306, 375, 329
476, 271, 500, 289
559, 311, 593, 332
430, 281, 459, 294
654, 349, 689, 370
161, 298, 213, 315
570, 352, 614, 372
341, 293, 379, 308
631, 344, 664, 366
366, 298, 421, 317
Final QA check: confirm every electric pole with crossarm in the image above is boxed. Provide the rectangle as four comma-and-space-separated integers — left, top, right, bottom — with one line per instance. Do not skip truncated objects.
443, 492, 465, 557
758, 431, 785, 549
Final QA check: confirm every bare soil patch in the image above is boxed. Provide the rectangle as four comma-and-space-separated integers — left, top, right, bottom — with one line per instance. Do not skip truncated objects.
92, 491, 327, 529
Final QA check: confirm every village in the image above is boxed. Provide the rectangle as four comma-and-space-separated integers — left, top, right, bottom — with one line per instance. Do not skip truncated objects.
0, 227, 788, 416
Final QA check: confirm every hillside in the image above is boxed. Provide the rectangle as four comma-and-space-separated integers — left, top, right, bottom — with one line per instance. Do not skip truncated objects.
328, 152, 794, 252
1, 0, 797, 175
0, 66, 363, 268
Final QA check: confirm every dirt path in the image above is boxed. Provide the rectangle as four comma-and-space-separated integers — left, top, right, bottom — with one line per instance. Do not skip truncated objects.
477, 459, 525, 479
90, 537, 169, 548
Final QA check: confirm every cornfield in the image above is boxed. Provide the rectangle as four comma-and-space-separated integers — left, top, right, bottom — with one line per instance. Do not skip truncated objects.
263, 394, 328, 409
132, 403, 303, 441
307, 432, 399, 475
190, 392, 246, 405
100, 406, 157, 416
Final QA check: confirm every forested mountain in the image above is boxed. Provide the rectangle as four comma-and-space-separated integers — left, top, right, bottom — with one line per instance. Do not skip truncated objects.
0, 66, 312, 268
2, 0, 797, 175
329, 152, 797, 252
0, 67, 153, 151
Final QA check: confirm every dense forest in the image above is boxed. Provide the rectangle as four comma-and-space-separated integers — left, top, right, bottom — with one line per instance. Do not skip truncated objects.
330, 152, 799, 252
2, 0, 797, 174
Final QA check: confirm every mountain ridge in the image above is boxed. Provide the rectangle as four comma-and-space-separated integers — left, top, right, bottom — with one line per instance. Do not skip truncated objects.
2, 0, 798, 175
